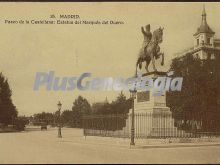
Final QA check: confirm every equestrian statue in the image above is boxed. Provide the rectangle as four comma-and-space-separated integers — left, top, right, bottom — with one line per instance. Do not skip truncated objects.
136, 24, 164, 75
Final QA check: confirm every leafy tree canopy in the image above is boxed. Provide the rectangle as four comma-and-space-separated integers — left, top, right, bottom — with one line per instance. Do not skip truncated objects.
0, 73, 17, 124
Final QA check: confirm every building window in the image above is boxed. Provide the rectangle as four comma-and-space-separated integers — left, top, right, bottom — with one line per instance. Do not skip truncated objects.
207, 37, 211, 44
197, 39, 199, 45
207, 53, 211, 60
211, 54, 215, 60
195, 53, 199, 58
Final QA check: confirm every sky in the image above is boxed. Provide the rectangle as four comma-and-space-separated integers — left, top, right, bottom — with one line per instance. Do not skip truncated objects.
0, 2, 220, 116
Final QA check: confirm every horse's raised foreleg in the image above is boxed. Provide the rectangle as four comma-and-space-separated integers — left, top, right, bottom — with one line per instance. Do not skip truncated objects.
155, 52, 164, 66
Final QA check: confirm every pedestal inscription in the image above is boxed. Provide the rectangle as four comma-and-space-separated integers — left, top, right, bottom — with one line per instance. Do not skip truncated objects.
137, 91, 150, 102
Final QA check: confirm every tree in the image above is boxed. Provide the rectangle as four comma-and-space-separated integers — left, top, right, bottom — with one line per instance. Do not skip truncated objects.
167, 53, 220, 131
33, 112, 54, 125
111, 91, 131, 114
61, 110, 74, 127
71, 96, 91, 128
72, 96, 91, 114
87, 92, 132, 131
92, 92, 132, 115
91, 102, 111, 114
0, 73, 17, 125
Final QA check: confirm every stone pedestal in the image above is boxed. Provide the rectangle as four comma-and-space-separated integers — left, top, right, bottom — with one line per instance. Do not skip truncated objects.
126, 71, 183, 137
131, 71, 170, 114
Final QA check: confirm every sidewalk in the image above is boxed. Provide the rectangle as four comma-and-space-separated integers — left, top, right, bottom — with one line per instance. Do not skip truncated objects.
2, 127, 220, 163
135, 142, 220, 149
81, 135, 220, 148
54, 128, 220, 149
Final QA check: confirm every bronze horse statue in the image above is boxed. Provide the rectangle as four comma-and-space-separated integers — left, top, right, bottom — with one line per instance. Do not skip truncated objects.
136, 26, 164, 75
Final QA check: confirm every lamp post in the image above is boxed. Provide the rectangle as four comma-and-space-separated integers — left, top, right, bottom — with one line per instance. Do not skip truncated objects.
130, 88, 136, 146
57, 101, 62, 138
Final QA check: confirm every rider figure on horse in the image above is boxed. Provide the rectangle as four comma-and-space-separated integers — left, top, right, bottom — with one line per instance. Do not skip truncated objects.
136, 24, 164, 74
142, 24, 152, 49
141, 24, 160, 60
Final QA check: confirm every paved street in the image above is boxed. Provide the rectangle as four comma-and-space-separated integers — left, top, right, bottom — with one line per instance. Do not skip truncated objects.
0, 127, 220, 164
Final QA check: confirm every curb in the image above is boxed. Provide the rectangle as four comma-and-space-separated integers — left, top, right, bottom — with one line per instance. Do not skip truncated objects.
132, 143, 220, 149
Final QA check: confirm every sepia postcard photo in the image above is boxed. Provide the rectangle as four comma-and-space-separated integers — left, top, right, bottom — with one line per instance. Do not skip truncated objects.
0, 1, 220, 164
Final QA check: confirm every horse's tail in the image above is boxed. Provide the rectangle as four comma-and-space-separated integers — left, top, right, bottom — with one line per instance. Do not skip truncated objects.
136, 58, 142, 69
161, 53, 164, 66
135, 58, 142, 76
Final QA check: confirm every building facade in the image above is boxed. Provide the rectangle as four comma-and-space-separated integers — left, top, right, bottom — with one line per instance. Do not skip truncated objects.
176, 6, 220, 61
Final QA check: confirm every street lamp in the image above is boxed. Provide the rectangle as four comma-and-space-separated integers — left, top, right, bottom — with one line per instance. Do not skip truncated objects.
129, 88, 136, 146
57, 101, 62, 138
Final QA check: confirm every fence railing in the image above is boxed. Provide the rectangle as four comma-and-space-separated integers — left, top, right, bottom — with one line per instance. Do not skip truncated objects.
82, 111, 220, 139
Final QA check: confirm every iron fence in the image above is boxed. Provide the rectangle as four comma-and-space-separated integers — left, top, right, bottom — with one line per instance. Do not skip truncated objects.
82, 111, 220, 139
